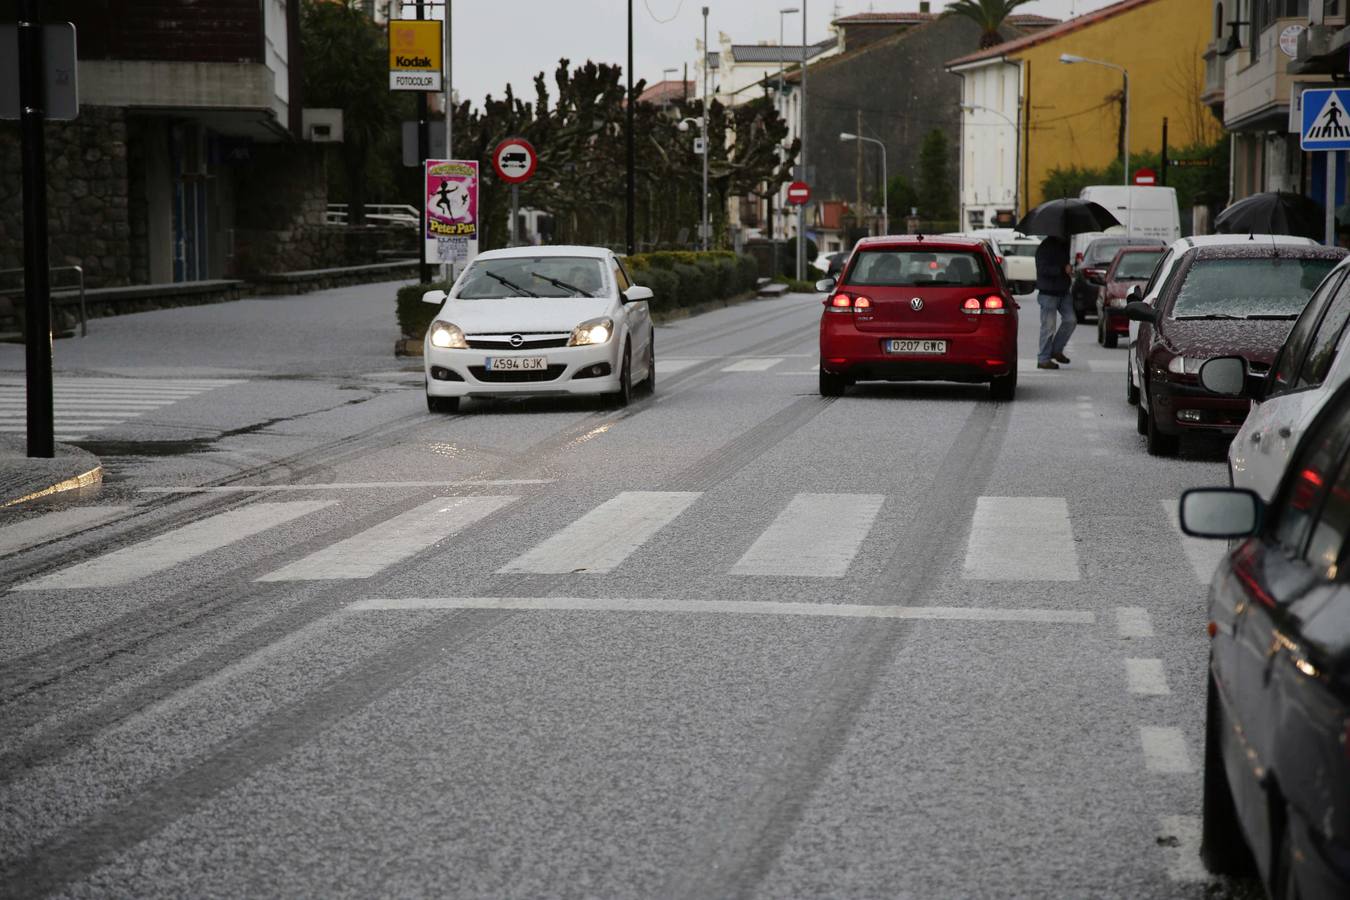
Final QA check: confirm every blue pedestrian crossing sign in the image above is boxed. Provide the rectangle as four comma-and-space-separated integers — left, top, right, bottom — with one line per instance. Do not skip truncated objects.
1301, 88, 1350, 150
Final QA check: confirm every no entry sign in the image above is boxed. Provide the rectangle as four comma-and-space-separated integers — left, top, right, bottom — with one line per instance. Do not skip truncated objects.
786, 181, 811, 205
493, 138, 537, 184
1132, 167, 1157, 186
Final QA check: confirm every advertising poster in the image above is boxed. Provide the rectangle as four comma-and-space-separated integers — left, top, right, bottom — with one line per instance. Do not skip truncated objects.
424, 159, 478, 267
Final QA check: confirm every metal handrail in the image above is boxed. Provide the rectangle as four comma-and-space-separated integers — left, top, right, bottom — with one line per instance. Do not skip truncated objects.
325, 203, 419, 229
0, 265, 86, 337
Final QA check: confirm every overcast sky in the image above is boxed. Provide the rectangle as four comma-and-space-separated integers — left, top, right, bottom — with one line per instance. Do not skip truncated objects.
407, 0, 1122, 108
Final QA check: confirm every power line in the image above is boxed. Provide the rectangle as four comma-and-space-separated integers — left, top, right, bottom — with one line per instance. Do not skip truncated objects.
643, 0, 685, 24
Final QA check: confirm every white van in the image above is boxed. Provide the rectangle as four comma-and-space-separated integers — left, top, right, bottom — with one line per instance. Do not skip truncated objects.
1078, 185, 1180, 243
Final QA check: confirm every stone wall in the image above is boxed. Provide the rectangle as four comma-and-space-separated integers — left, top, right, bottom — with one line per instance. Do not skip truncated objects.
0, 107, 134, 289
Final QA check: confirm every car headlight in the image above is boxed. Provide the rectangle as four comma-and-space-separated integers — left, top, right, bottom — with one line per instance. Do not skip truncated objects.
1166, 355, 1203, 376
428, 320, 467, 349
568, 317, 613, 346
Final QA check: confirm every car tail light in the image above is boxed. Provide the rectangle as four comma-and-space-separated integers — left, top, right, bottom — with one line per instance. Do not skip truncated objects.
853, 296, 872, 310
961, 297, 982, 314
983, 295, 1007, 315
826, 293, 852, 313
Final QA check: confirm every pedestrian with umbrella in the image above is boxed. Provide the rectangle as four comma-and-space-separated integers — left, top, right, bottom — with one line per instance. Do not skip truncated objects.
1017, 199, 1122, 370
1214, 191, 1325, 241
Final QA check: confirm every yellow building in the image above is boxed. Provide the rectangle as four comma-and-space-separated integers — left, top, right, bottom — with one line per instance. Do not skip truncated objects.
947, 0, 1214, 226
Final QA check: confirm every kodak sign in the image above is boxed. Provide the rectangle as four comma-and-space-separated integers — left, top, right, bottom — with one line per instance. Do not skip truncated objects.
388, 20, 443, 92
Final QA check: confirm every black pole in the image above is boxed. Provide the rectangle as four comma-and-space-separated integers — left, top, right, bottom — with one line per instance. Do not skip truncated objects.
625, 0, 635, 256
416, 0, 431, 282
19, 0, 54, 458
1160, 117, 1169, 187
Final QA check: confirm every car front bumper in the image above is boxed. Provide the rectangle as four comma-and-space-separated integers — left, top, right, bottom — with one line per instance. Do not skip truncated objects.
424, 340, 621, 398
1148, 378, 1250, 436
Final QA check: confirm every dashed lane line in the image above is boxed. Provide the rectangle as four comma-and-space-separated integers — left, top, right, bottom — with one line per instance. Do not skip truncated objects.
1140, 726, 1195, 774
1115, 606, 1154, 638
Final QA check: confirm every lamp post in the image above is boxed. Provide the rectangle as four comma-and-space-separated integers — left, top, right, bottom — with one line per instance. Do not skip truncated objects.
701, 6, 710, 251
1059, 53, 1129, 187
776, 7, 798, 272
797, 0, 808, 281
839, 132, 887, 235
959, 102, 1019, 222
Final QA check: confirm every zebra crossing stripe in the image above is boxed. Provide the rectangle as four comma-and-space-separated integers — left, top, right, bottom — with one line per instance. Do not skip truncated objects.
0, 506, 133, 557
0, 377, 240, 439
13, 501, 333, 590
498, 491, 699, 574
257, 496, 516, 581
962, 497, 1080, 581
730, 493, 884, 577
722, 358, 783, 372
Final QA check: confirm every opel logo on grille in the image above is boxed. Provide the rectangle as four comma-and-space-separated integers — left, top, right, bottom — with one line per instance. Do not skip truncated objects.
910, 298, 924, 312
509, 334, 525, 348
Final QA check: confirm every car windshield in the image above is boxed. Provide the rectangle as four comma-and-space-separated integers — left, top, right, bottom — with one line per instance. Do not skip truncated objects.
1003, 244, 1039, 257
455, 257, 607, 299
1085, 242, 1129, 264
1113, 252, 1164, 280
847, 249, 989, 287
1170, 257, 1337, 319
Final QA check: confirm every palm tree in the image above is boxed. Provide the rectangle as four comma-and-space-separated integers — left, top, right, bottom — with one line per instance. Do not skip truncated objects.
942, 0, 1035, 49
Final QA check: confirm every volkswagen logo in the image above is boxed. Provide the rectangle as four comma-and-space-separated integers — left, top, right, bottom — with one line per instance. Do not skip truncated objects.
509, 334, 525, 348
910, 298, 924, 312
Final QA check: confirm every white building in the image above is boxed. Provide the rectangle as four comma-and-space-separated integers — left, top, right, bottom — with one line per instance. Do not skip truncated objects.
947, 56, 1023, 231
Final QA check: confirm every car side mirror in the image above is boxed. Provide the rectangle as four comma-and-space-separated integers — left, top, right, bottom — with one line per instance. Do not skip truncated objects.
815, 277, 836, 293
1123, 301, 1157, 323
1198, 357, 1247, 396
623, 285, 654, 303
1179, 488, 1263, 539
422, 289, 447, 306
1126, 284, 1143, 302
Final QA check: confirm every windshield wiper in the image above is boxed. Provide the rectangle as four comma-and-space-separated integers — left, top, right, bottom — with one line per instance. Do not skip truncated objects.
529, 271, 592, 297
1243, 314, 1299, 320
1174, 313, 1242, 320
484, 271, 538, 297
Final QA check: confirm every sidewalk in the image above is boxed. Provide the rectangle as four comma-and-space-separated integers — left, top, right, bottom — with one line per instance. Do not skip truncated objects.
0, 435, 102, 508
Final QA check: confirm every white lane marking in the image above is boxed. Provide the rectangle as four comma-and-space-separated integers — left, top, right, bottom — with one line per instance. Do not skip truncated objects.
1089, 359, 1127, 373
138, 480, 554, 493
257, 496, 516, 581
1140, 727, 1194, 773
722, 357, 783, 372
1076, 411, 1095, 420
1159, 815, 1209, 883
1163, 500, 1228, 584
654, 358, 700, 375
1076, 395, 1092, 401
1125, 658, 1171, 695
348, 596, 1096, 624
962, 497, 1079, 581
0, 506, 133, 557
0, 378, 240, 437
730, 493, 884, 577
13, 501, 334, 590
498, 491, 700, 574
1116, 607, 1154, 638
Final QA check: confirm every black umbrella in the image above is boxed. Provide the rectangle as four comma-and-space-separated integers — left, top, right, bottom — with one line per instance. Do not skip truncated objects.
1015, 198, 1121, 237
1214, 191, 1325, 240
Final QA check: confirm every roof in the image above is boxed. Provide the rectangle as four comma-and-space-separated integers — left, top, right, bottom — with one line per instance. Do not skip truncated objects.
476, 245, 611, 260
1186, 240, 1345, 260
1170, 234, 1320, 251
727, 38, 836, 64
854, 234, 986, 249
638, 80, 693, 105
946, 0, 1153, 68
782, 14, 948, 84
833, 11, 1057, 27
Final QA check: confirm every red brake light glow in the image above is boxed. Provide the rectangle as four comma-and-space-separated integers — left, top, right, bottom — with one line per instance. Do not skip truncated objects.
962, 297, 982, 314
828, 293, 852, 312
853, 296, 872, 310
983, 295, 1006, 314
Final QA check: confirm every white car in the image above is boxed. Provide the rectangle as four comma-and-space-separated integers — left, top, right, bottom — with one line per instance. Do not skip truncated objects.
422, 245, 656, 411
1126, 234, 1320, 408
1199, 253, 1350, 499
1001, 237, 1041, 294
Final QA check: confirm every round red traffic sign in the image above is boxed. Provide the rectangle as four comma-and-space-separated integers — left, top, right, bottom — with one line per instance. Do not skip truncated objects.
786, 181, 811, 205
1132, 167, 1157, 186
493, 138, 537, 184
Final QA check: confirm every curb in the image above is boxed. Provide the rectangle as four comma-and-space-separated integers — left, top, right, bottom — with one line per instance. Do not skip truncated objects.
0, 436, 104, 508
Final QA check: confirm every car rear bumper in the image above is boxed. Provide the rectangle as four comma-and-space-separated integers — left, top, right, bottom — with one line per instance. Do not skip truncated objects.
1148, 379, 1250, 435
820, 317, 1016, 382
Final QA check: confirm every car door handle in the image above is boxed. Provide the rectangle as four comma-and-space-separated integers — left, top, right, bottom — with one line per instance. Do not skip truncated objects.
1251, 432, 1262, 443
1277, 427, 1292, 439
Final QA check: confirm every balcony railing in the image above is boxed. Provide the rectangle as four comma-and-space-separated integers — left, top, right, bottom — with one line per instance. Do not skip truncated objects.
1202, 40, 1225, 105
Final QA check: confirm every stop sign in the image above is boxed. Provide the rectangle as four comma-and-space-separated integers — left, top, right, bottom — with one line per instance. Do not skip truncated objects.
786, 181, 811, 205
1132, 167, 1157, 186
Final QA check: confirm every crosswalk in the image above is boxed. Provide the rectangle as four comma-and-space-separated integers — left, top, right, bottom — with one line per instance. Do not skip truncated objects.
0, 377, 241, 441
657, 357, 1130, 377
4, 490, 1211, 593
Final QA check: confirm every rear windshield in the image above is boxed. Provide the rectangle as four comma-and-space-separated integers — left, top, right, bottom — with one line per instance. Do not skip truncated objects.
1171, 257, 1338, 320
1085, 241, 1131, 264
847, 250, 990, 287
1003, 243, 1039, 258
1112, 251, 1164, 280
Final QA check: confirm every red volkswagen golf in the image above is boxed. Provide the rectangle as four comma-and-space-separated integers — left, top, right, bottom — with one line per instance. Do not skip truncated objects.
818, 236, 1019, 400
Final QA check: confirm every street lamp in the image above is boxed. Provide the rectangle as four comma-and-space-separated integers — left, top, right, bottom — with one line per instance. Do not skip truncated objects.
798, 0, 809, 281
701, 6, 710, 251
1060, 53, 1129, 187
959, 102, 1019, 222
839, 132, 888, 236
776, 6, 798, 270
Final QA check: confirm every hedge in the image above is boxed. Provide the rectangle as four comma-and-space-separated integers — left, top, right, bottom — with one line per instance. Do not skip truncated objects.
397, 251, 759, 339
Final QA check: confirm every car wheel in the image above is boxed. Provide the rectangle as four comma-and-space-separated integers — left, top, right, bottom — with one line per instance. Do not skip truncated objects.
1097, 317, 1106, 346
1136, 403, 1148, 436
1103, 328, 1118, 349
819, 368, 846, 397
611, 344, 633, 407
426, 393, 460, 414
1145, 395, 1180, 456
989, 368, 1017, 401
1201, 671, 1255, 876
643, 331, 656, 395
1127, 360, 1140, 406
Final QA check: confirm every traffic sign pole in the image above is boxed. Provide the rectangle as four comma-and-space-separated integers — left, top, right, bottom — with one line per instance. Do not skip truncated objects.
1328, 152, 1337, 247
19, 0, 53, 458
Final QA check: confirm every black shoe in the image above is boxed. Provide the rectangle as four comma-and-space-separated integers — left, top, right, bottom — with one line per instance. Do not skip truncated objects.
1053, 353, 1071, 364
1037, 361, 1059, 370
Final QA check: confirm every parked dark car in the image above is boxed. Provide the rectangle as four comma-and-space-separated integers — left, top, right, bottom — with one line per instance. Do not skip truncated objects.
1097, 246, 1166, 348
1072, 236, 1165, 322
1125, 242, 1345, 456
1179, 377, 1350, 900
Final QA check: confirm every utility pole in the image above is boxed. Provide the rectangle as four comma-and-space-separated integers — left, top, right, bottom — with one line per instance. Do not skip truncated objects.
18, 0, 54, 457
1160, 117, 1169, 187
701, 6, 710, 251
415, 0, 430, 283
855, 110, 863, 236
797, 0, 808, 280
441, 0, 453, 282
626, 0, 635, 256
776, 7, 798, 277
